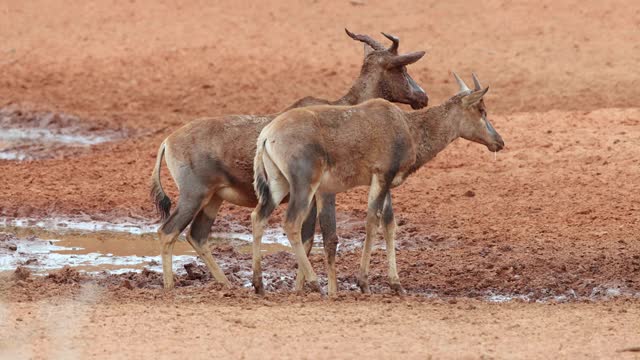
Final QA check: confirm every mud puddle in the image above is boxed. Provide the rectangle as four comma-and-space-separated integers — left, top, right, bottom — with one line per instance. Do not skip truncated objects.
0, 107, 128, 160
0, 225, 301, 291
4, 218, 635, 302
0, 217, 298, 277
0, 218, 159, 235
0, 216, 342, 293
2, 223, 637, 301
0, 217, 311, 247
0, 227, 195, 275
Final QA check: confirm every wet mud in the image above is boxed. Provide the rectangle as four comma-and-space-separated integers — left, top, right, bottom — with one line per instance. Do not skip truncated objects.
0, 107, 130, 161
2, 220, 638, 303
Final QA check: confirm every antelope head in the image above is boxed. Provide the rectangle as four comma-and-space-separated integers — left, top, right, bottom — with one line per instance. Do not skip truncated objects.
452, 72, 505, 152
345, 29, 428, 109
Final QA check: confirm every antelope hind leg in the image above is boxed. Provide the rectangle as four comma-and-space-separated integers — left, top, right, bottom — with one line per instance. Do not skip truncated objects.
158, 192, 205, 290
295, 201, 317, 292
187, 195, 232, 288
159, 229, 179, 290
251, 170, 289, 295
358, 175, 387, 294
285, 187, 322, 294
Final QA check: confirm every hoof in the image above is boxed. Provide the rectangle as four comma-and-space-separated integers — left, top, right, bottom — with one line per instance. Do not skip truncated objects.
217, 277, 233, 289
390, 283, 405, 295
163, 278, 175, 290
357, 278, 370, 294
308, 280, 323, 294
253, 280, 265, 295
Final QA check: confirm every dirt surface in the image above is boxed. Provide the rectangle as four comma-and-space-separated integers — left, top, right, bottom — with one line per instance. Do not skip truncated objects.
1, 0, 640, 358
2, 268, 640, 359
2, 289, 640, 359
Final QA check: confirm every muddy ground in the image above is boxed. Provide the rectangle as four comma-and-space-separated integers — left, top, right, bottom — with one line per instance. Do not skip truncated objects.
1, 0, 640, 358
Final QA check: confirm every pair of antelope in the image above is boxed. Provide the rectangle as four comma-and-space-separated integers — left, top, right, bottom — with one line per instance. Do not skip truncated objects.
151, 29, 504, 296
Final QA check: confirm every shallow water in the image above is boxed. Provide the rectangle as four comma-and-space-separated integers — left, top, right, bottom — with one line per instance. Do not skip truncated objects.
0, 218, 159, 235
0, 128, 115, 145
0, 107, 127, 161
0, 217, 303, 246
0, 219, 294, 275
0, 128, 121, 161
0, 226, 192, 274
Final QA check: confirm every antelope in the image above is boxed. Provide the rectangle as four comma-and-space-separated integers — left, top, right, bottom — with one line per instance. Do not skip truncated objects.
150, 29, 428, 289
251, 73, 504, 295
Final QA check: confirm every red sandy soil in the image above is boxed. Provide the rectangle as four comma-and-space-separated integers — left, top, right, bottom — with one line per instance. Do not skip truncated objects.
1, 287, 640, 359
1, 268, 640, 359
1, 0, 640, 358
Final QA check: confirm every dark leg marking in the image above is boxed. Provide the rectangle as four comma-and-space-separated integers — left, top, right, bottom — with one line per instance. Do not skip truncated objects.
160, 194, 204, 236
301, 200, 318, 246
319, 193, 339, 295
318, 194, 338, 262
382, 192, 394, 226
189, 209, 215, 247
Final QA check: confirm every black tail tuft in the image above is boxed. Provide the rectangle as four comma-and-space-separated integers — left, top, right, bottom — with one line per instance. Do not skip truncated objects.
150, 140, 172, 221
253, 139, 275, 219
151, 183, 172, 221
254, 171, 274, 219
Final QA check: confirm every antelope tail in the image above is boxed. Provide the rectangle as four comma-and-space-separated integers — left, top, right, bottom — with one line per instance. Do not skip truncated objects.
253, 139, 270, 204
253, 138, 275, 218
150, 140, 172, 220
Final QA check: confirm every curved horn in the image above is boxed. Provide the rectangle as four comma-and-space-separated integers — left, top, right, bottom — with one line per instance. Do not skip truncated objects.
471, 72, 482, 90
344, 28, 386, 51
452, 72, 470, 93
381, 32, 399, 54
386, 51, 426, 68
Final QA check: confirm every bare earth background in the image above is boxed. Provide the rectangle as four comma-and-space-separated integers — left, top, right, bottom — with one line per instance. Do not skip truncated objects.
1, 0, 640, 359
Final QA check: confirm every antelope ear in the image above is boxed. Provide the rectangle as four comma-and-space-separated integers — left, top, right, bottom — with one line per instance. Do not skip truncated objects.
462, 86, 489, 107
386, 51, 426, 68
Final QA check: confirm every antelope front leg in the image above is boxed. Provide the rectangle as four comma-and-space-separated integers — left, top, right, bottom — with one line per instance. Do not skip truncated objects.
358, 176, 387, 294
382, 192, 404, 295
285, 186, 322, 294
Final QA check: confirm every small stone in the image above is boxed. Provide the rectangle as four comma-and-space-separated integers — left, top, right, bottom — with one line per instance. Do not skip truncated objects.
13, 266, 31, 281
122, 279, 134, 290
464, 190, 476, 197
